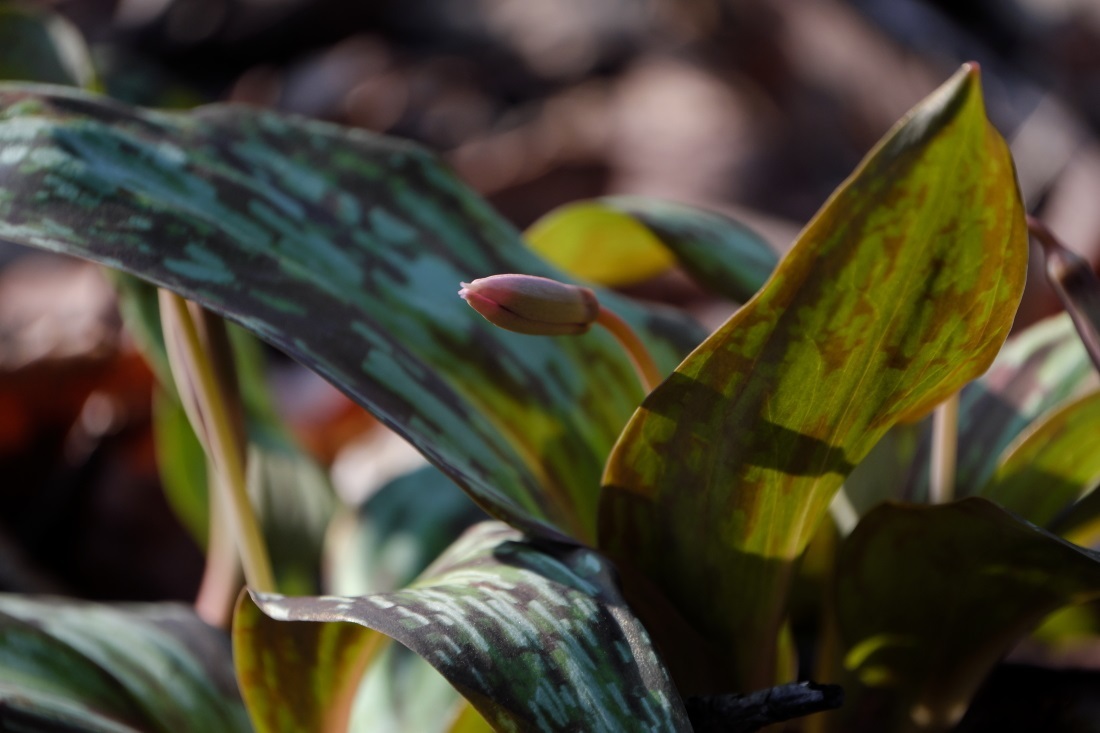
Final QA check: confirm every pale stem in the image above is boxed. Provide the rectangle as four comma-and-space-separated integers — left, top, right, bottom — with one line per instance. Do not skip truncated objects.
193, 471, 242, 628
1027, 215, 1100, 374
929, 392, 960, 504
159, 289, 276, 593
594, 306, 662, 393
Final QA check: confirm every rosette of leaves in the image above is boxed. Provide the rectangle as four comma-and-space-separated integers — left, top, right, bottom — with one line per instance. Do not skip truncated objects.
3, 21, 1100, 731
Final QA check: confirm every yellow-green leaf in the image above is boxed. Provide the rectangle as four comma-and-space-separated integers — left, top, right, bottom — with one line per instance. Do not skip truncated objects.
233, 592, 384, 733
979, 389, 1100, 528
599, 64, 1027, 689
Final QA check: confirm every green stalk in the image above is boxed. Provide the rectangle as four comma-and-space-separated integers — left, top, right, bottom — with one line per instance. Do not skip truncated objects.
159, 289, 275, 593
929, 392, 959, 504
595, 306, 662, 393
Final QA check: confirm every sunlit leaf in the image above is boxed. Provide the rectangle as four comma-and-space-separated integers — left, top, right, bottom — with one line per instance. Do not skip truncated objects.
249, 522, 692, 732
979, 389, 1100, 527
835, 499, 1100, 731
0, 84, 703, 544
233, 592, 382, 733
844, 313, 1097, 521
0, 595, 250, 733
525, 200, 676, 286
600, 64, 1027, 688
525, 196, 776, 301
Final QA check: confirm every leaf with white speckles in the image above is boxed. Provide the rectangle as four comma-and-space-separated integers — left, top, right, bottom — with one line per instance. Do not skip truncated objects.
240, 522, 691, 732
0, 84, 706, 544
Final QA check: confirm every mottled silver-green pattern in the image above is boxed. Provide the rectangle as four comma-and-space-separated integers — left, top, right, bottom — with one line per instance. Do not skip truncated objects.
0, 595, 251, 733
0, 84, 705, 544
250, 522, 691, 732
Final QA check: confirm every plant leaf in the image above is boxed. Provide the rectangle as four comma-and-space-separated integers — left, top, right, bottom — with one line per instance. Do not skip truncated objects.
0, 4, 94, 88
525, 196, 777, 301
0, 595, 250, 733
978, 389, 1100, 527
0, 84, 703, 545
835, 498, 1100, 730
233, 592, 383, 733
247, 522, 692, 732
844, 313, 1097, 520
599, 64, 1027, 688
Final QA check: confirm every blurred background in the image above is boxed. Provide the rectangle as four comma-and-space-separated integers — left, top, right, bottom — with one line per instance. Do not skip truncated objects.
2, 0, 1100, 609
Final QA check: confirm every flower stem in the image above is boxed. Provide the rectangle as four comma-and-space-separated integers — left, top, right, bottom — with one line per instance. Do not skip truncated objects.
159, 289, 275, 593
1027, 215, 1100, 375
929, 391, 959, 504
595, 306, 662, 393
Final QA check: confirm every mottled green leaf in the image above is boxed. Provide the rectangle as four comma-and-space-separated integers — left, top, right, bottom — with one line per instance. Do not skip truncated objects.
249, 522, 692, 732
844, 313, 1096, 519
978, 389, 1100, 527
836, 499, 1100, 731
233, 592, 382, 733
0, 595, 250, 733
0, 4, 94, 88
525, 196, 777, 301
599, 65, 1027, 688
323, 466, 488, 732
0, 84, 702, 544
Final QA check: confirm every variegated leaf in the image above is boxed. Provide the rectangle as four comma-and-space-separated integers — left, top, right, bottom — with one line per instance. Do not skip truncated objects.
599, 64, 1027, 688
0, 84, 704, 544
0, 595, 250, 733
247, 522, 692, 732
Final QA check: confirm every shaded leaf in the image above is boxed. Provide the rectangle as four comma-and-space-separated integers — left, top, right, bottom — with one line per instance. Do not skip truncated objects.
979, 389, 1100, 527
249, 522, 692, 732
0, 84, 703, 544
836, 499, 1100, 731
233, 592, 383, 733
0, 595, 250, 733
152, 385, 209, 545
0, 4, 94, 88
599, 65, 1027, 688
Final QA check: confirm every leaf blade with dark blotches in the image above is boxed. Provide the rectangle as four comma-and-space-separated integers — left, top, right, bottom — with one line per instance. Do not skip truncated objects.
0, 85, 704, 544
599, 64, 1027, 689
245, 522, 692, 732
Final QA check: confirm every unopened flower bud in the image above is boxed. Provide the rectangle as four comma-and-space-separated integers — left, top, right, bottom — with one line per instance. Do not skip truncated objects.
459, 274, 600, 336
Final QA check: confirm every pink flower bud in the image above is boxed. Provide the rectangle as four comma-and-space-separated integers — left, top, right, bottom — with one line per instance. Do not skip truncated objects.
459, 274, 600, 336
